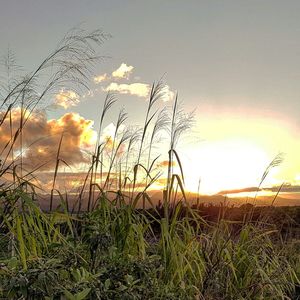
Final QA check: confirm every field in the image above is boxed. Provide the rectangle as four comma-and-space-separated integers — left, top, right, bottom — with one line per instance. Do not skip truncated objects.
0, 29, 299, 299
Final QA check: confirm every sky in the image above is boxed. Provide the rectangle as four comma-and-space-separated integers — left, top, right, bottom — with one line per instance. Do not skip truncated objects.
0, 1, 300, 197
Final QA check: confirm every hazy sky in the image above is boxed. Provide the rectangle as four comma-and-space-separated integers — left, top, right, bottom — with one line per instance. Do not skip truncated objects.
1, 1, 300, 194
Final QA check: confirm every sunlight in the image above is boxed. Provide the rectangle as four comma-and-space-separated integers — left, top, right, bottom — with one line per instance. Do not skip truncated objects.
183, 139, 271, 195
80, 129, 97, 147
37, 147, 46, 154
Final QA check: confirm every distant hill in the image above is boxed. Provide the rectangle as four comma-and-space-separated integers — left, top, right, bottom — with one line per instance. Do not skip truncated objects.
36, 190, 300, 212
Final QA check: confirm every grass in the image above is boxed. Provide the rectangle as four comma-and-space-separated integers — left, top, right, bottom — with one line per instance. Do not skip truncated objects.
0, 28, 299, 299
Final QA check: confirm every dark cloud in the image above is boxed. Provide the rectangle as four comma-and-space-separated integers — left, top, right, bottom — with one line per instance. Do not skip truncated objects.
218, 184, 300, 195
218, 187, 259, 195
264, 184, 300, 193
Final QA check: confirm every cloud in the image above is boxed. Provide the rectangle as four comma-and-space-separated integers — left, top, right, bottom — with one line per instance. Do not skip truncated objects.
100, 123, 126, 156
54, 89, 80, 109
218, 187, 259, 195
162, 85, 175, 102
158, 160, 176, 167
101, 123, 118, 141
217, 184, 300, 195
264, 184, 300, 193
94, 73, 108, 84
0, 108, 97, 171
93, 63, 134, 84
36, 171, 116, 194
104, 82, 150, 97
93, 63, 174, 102
112, 63, 134, 79
82, 90, 95, 99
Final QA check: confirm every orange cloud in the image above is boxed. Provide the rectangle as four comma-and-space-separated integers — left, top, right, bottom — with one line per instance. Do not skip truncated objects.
158, 160, 176, 167
0, 108, 96, 171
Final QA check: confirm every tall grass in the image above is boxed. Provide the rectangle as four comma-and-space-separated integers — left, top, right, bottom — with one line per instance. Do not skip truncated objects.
0, 29, 299, 299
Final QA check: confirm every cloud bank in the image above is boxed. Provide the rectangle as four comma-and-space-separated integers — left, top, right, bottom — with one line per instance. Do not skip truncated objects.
0, 108, 96, 170
93, 63, 174, 101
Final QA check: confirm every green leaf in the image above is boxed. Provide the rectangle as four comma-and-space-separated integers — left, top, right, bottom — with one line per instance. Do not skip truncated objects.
74, 288, 91, 300
117, 284, 128, 292
63, 290, 75, 300
16, 215, 27, 270
104, 278, 111, 290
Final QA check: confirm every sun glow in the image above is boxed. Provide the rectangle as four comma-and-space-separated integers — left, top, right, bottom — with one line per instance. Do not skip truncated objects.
183, 139, 271, 195
37, 147, 46, 154
176, 114, 300, 196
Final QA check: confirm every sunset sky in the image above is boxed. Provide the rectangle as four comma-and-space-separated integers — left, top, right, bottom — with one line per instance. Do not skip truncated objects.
1, 1, 300, 198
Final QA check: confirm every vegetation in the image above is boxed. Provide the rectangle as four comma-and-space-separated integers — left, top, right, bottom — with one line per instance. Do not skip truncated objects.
0, 29, 299, 299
